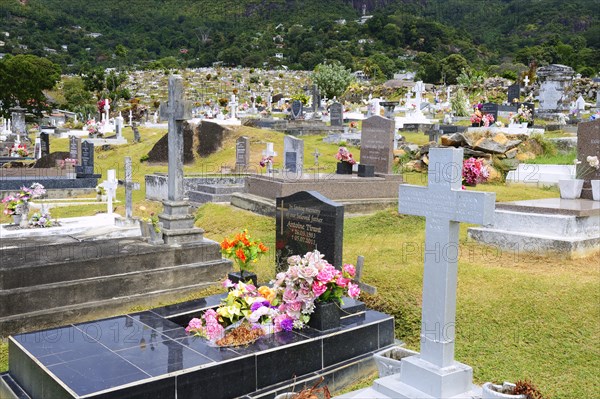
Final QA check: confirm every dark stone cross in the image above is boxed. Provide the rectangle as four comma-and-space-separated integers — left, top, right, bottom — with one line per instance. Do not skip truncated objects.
159, 75, 193, 201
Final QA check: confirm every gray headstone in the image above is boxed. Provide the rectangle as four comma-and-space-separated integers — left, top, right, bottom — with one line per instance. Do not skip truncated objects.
283, 135, 304, 173
275, 191, 344, 273
395, 147, 495, 398
291, 100, 303, 120
360, 115, 395, 175
69, 136, 81, 164
507, 83, 520, 104
40, 132, 50, 157
132, 123, 141, 143
537, 64, 574, 112
235, 136, 250, 170
10, 107, 26, 137
330, 102, 343, 126
577, 119, 600, 200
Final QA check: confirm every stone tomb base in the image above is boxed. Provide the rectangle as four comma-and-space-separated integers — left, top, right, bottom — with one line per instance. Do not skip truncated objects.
468, 198, 600, 259
1, 295, 394, 399
245, 172, 403, 201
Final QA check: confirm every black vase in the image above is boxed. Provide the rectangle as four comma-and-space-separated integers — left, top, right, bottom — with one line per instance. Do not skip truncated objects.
308, 301, 341, 331
336, 162, 353, 175
228, 271, 258, 287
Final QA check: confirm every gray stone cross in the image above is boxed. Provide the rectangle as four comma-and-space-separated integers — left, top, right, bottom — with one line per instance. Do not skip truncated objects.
312, 148, 321, 166
396, 147, 495, 398
159, 75, 192, 201
353, 255, 377, 295
118, 157, 140, 220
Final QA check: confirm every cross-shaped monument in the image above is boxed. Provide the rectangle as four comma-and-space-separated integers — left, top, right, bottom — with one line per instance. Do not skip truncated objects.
157, 75, 203, 245
353, 255, 377, 295
312, 148, 321, 166
523, 75, 530, 87
100, 170, 119, 215
391, 147, 495, 398
116, 157, 140, 225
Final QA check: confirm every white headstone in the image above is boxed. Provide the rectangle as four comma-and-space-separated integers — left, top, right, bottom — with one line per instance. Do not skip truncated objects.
412, 81, 425, 106
576, 95, 586, 111
523, 75, 530, 86
394, 147, 495, 398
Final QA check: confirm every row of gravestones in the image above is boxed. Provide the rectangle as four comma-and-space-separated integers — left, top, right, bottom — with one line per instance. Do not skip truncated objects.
234, 115, 397, 175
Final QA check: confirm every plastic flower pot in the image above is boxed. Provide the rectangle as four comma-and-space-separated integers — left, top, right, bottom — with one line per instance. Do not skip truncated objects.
481, 382, 526, 399
228, 271, 258, 287
12, 214, 22, 226
558, 179, 584, 199
591, 180, 600, 201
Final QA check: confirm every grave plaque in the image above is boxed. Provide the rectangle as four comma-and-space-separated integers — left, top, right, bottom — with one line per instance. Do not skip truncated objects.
235, 136, 250, 170
283, 135, 304, 173
40, 132, 50, 157
275, 191, 344, 273
330, 102, 343, 126
481, 102, 498, 123
76, 141, 95, 176
291, 100, 303, 120
577, 119, 600, 200
360, 115, 395, 174
69, 135, 81, 164
507, 83, 520, 104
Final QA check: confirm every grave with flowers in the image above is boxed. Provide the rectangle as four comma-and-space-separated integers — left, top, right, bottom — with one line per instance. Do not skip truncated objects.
2, 245, 395, 399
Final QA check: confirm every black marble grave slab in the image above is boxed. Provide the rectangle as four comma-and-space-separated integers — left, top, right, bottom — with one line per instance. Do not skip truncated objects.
4, 292, 394, 399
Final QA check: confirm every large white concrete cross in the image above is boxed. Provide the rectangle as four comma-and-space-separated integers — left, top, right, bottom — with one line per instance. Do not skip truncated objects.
397, 147, 495, 398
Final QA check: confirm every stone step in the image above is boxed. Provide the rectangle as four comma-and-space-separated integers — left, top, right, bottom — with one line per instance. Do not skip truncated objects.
194, 183, 245, 194
188, 190, 237, 204
0, 280, 220, 337
0, 259, 232, 318
468, 227, 600, 259
0, 238, 223, 289
489, 209, 600, 236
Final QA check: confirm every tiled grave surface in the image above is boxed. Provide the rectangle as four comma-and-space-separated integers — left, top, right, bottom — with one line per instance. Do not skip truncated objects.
3, 294, 394, 399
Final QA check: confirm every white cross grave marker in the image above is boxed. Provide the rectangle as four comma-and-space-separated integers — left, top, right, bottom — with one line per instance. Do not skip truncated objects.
523, 75, 530, 87
395, 147, 495, 398
101, 169, 119, 215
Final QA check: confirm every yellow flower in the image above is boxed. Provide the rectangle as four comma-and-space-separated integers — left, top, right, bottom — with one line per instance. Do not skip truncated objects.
258, 286, 276, 303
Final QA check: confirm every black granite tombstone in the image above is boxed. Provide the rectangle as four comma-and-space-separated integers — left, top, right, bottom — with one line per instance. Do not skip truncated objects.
76, 141, 95, 177
522, 102, 535, 123
275, 191, 344, 273
481, 103, 499, 123
40, 133, 50, 157
507, 83, 520, 104
291, 100, 303, 120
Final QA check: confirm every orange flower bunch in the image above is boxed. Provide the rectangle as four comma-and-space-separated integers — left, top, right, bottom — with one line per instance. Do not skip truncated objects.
220, 229, 268, 273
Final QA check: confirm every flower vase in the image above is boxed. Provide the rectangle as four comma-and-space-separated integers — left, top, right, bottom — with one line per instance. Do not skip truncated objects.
520, 122, 528, 129
148, 222, 164, 245
481, 382, 526, 399
591, 180, 600, 201
12, 214, 22, 226
558, 179, 584, 199
308, 301, 340, 331
336, 161, 353, 175
228, 271, 258, 287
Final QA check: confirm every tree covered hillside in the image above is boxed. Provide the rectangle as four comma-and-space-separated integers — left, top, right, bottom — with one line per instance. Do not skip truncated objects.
0, 0, 597, 82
